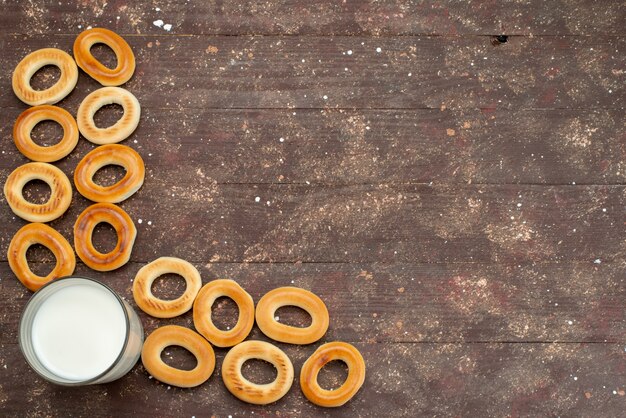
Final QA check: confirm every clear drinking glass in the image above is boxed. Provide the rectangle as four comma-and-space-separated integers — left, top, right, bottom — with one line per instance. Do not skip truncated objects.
19, 276, 144, 386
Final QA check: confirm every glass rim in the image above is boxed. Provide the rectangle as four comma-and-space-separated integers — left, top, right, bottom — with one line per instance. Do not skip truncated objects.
18, 275, 131, 385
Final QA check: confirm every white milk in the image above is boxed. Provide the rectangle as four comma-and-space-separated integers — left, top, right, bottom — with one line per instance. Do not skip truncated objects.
31, 283, 127, 381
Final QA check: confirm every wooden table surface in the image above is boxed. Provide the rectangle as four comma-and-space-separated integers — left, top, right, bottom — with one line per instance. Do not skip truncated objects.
0, 1, 625, 417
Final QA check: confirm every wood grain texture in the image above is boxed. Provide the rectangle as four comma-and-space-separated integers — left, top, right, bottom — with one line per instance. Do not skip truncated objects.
1, 183, 624, 264
1, 261, 625, 344
1, 0, 624, 36
0, 34, 623, 110
1, 107, 624, 185
1, 340, 625, 417
1, 0, 625, 416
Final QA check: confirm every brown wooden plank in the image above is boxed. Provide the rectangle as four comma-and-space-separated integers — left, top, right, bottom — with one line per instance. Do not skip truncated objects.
1, 261, 625, 344
0, 183, 622, 264
1, 34, 623, 109
2, 107, 624, 185
1, 0, 624, 36
1, 1, 624, 417
0, 340, 625, 417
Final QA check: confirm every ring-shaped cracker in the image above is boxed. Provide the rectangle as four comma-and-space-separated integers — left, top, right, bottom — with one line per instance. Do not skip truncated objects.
141, 325, 215, 388
4, 162, 72, 223
222, 340, 294, 405
77, 87, 140, 145
13, 105, 79, 162
74, 144, 145, 203
256, 287, 329, 345
300, 342, 366, 407
133, 257, 202, 318
74, 202, 137, 271
12, 48, 78, 106
73, 28, 135, 86
193, 279, 255, 347
8, 223, 76, 292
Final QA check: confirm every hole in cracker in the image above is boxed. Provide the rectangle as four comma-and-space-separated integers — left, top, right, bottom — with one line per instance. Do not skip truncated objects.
241, 359, 278, 385
25, 244, 55, 276
161, 345, 198, 371
30, 120, 64, 147
22, 179, 51, 204
318, 360, 349, 391
93, 104, 124, 129
90, 43, 118, 70
91, 222, 118, 254
30, 65, 61, 91
93, 164, 126, 187
151, 273, 186, 301
274, 305, 312, 328
210, 296, 239, 331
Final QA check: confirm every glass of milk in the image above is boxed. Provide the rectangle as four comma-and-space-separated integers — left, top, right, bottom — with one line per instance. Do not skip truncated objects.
19, 277, 144, 385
